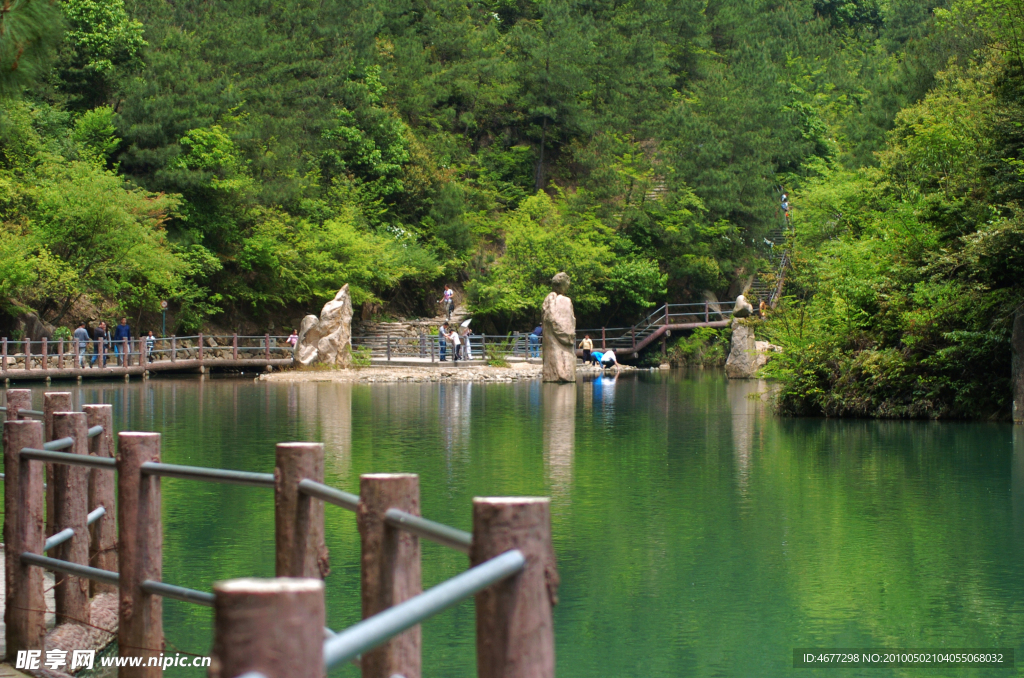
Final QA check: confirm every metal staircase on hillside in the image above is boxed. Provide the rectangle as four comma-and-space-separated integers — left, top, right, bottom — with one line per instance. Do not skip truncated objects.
747, 222, 791, 307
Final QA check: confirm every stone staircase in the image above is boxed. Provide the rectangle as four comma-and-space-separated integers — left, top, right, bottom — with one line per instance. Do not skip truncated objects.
354, 305, 471, 341
747, 223, 790, 306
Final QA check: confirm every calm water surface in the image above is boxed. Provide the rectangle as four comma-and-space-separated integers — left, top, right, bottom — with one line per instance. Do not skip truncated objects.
7, 370, 1024, 677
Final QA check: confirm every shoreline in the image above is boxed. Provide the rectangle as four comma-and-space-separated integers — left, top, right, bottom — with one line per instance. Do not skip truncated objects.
259, 362, 638, 383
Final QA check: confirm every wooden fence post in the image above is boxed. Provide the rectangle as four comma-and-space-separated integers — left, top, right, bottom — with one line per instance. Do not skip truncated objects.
705, 301, 709, 323
2, 337, 7, 372
472, 497, 559, 678
84, 404, 117, 594
52, 412, 91, 626
3, 419, 46, 656
209, 578, 325, 678
275, 442, 329, 579
41, 337, 48, 370
57, 339, 64, 369
358, 474, 421, 678
265, 333, 271, 361
171, 336, 176, 363
5, 389, 30, 420
117, 432, 163, 677
198, 333, 204, 361
44, 392, 73, 539
25, 339, 31, 371
98, 336, 104, 368
232, 334, 238, 361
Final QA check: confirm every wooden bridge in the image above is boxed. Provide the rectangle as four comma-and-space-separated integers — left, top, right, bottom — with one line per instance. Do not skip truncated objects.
576, 301, 738, 358
1, 389, 557, 677
0, 334, 293, 383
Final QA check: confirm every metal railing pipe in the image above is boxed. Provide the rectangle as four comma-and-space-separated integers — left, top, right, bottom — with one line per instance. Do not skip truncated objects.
384, 508, 472, 554
323, 549, 526, 669
87, 425, 103, 438
43, 437, 74, 451
297, 478, 359, 512
43, 506, 106, 552
20, 552, 120, 588
141, 580, 215, 607
20, 448, 117, 470
140, 462, 275, 488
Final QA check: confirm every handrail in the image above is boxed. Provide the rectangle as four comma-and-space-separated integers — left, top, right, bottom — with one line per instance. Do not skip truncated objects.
384, 508, 472, 554
298, 479, 359, 511
140, 462, 275, 488
20, 448, 117, 469
141, 580, 215, 607
322, 549, 526, 669
43, 437, 74, 451
43, 506, 107, 552
20, 553, 120, 588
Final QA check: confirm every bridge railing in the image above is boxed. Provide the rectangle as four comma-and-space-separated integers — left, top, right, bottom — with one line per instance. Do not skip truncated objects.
0, 334, 294, 372
351, 333, 538, 362
2, 389, 557, 678
576, 301, 736, 352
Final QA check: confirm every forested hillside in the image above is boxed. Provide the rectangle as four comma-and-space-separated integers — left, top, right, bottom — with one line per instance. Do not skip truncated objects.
761, 0, 1024, 419
0, 0, 966, 336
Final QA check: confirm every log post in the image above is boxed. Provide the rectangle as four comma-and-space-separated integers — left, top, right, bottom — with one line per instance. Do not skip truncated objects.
209, 578, 325, 678
265, 333, 271, 361
3, 419, 46, 657
123, 338, 130, 368
171, 336, 176, 363
98, 336, 104, 368
198, 332, 204, 361
705, 301, 709, 323
387, 335, 392, 362
232, 334, 238, 361
25, 339, 31, 371
117, 432, 163, 677
472, 497, 559, 678
357, 474, 421, 678
44, 392, 73, 539
2, 337, 6, 372
41, 337, 48, 370
52, 412, 91, 626
58, 339, 64, 369
275, 442, 329, 579
5, 389, 31, 420
84, 404, 117, 594
73, 340, 79, 369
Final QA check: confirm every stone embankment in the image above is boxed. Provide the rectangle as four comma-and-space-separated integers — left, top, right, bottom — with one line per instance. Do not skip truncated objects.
261, 363, 639, 384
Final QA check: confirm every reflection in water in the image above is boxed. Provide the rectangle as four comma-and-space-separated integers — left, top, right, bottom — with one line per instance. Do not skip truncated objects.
294, 382, 353, 481
1015, 426, 1024, 546
592, 372, 617, 410
542, 383, 576, 503
439, 382, 473, 458
727, 378, 767, 493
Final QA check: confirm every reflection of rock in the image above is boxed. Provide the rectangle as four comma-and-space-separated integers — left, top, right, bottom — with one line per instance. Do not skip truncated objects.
733, 294, 754, 318
543, 383, 576, 502
542, 272, 576, 383
1014, 307, 1023, 424
728, 378, 767, 494
295, 284, 353, 367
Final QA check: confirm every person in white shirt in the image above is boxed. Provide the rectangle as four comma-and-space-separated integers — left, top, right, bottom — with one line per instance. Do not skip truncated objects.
601, 350, 618, 369
450, 324, 462, 361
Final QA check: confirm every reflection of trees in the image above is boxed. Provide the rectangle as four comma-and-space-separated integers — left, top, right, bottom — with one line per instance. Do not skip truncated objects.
543, 383, 576, 503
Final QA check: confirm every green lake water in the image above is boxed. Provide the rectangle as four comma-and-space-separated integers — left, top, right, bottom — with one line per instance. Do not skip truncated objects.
6, 370, 1024, 677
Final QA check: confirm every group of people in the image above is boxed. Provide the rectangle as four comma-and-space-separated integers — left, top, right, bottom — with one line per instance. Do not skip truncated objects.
438, 321, 473, 361
70, 318, 156, 368
577, 334, 619, 369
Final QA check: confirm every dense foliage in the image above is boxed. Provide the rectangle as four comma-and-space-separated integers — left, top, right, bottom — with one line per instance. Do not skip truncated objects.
761, 0, 1024, 419
0, 0, 962, 333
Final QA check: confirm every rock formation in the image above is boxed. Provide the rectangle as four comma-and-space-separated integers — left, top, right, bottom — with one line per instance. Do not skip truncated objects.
724, 319, 780, 379
295, 284, 354, 367
732, 294, 754, 318
542, 272, 577, 383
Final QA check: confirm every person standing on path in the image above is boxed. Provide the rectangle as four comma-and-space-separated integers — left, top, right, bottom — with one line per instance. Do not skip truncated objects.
146, 331, 156, 361
529, 325, 542, 359
73, 321, 90, 368
287, 329, 298, 347
112, 317, 132, 366
451, 323, 462, 362
439, 285, 455, 321
438, 322, 450, 361
579, 334, 593, 364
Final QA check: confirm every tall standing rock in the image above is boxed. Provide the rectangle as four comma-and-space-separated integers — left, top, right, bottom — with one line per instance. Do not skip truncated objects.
294, 284, 354, 367
725, 318, 758, 379
1014, 305, 1023, 424
542, 272, 577, 383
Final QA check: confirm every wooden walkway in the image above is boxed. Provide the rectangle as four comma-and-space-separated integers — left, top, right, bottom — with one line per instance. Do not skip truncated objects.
0, 357, 293, 382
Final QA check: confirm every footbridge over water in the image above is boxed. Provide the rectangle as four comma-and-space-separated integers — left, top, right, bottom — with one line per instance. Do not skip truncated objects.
577, 301, 738, 359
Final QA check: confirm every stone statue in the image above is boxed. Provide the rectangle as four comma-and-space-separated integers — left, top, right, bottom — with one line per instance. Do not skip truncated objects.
295, 284, 354, 367
733, 294, 754, 318
542, 272, 576, 383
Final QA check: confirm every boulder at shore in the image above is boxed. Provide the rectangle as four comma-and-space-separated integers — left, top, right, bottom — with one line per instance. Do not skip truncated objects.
725, 318, 781, 379
295, 284, 353, 367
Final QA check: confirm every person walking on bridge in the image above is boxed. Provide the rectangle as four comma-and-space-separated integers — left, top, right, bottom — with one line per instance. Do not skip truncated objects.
73, 321, 89, 368
113, 317, 132, 366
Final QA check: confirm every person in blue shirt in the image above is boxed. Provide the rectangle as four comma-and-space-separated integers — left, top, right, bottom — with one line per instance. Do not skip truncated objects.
590, 350, 603, 366
438, 322, 450, 361
112, 317, 132, 366
529, 325, 542, 358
